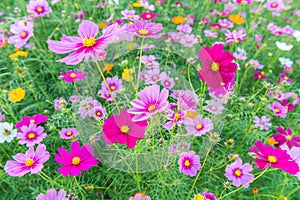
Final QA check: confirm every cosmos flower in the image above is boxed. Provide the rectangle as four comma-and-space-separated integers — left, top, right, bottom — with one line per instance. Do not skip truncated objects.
160, 72, 174, 89
101, 76, 123, 93
0, 34, 7, 48
121, 10, 139, 21
72, 11, 87, 21
16, 114, 48, 129
253, 71, 267, 80
141, 55, 159, 69
125, 20, 163, 38
59, 128, 80, 140
266, 0, 284, 12
128, 84, 169, 121
36, 188, 67, 200
178, 151, 201, 177
269, 101, 288, 118
129, 193, 151, 200
140, 12, 157, 21
198, 43, 238, 88
47, 20, 125, 65
27, 0, 52, 18
17, 124, 47, 147
273, 126, 300, 148
204, 30, 218, 38
144, 69, 161, 85
253, 115, 272, 131
225, 29, 247, 44
249, 140, 299, 175
77, 97, 102, 119
176, 24, 192, 34
180, 34, 198, 47
293, 30, 300, 41
102, 110, 148, 148
54, 97, 67, 111
204, 99, 224, 114
163, 110, 185, 130
54, 141, 98, 176
0, 122, 17, 143
225, 158, 254, 188
184, 115, 213, 136
275, 41, 293, 51
202, 192, 217, 200
59, 70, 88, 82
4, 144, 50, 177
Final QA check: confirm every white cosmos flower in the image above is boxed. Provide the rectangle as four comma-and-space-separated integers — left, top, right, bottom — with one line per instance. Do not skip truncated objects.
279, 57, 293, 67
0, 122, 17, 143
275, 41, 293, 51
293, 30, 300, 42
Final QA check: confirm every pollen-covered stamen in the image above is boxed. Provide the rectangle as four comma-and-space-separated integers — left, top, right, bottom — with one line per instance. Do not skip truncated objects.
20, 31, 28, 38
30, 119, 35, 124
286, 135, 292, 141
72, 157, 81, 165
146, 14, 151, 18
271, 3, 278, 8
3, 129, 11, 136
83, 37, 96, 47
196, 124, 203, 130
96, 111, 102, 116
234, 169, 242, 177
164, 81, 170, 86
66, 131, 72, 136
25, 158, 35, 167
184, 160, 191, 167
148, 105, 156, 111
275, 108, 281, 113
70, 73, 76, 78
120, 125, 129, 133
174, 113, 181, 121
28, 132, 36, 139
268, 156, 277, 163
211, 62, 220, 72
36, 6, 44, 13
138, 29, 149, 35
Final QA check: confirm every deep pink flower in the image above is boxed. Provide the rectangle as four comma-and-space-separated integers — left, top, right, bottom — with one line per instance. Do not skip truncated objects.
72, 11, 87, 21
249, 140, 299, 175
59, 70, 87, 82
279, 73, 293, 83
198, 43, 238, 88
36, 188, 67, 200
140, 12, 157, 21
54, 141, 98, 176
16, 114, 48, 129
225, 158, 254, 188
128, 84, 169, 121
178, 151, 201, 177
253, 71, 267, 80
17, 124, 47, 147
102, 110, 148, 149
163, 110, 185, 130
269, 101, 288, 118
8, 20, 34, 48
125, 20, 163, 38
47, 20, 125, 65
27, 0, 52, 18
282, 100, 294, 112
273, 126, 300, 148
4, 144, 50, 177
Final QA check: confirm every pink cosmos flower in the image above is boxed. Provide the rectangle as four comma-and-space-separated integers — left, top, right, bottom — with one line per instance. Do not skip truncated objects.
266, 0, 284, 12
225, 158, 254, 188
0, 34, 6, 48
125, 20, 163, 38
72, 11, 87, 22
77, 97, 102, 119
144, 69, 161, 85
180, 34, 197, 47
141, 55, 159, 69
184, 115, 213, 136
249, 140, 299, 175
101, 76, 123, 93
36, 188, 67, 200
102, 110, 148, 149
282, 146, 300, 180
225, 29, 247, 44
129, 193, 151, 200
27, 0, 52, 18
204, 30, 218, 38
92, 105, 107, 120
269, 101, 288, 118
4, 144, 50, 177
54, 97, 67, 111
47, 20, 125, 65
176, 24, 192, 34
54, 141, 98, 176
178, 151, 201, 177
59, 70, 87, 82
160, 72, 174, 89
253, 115, 272, 131
273, 126, 300, 148
128, 84, 169, 121
0, 112, 5, 121
204, 99, 224, 114
8, 20, 34, 48
121, 10, 139, 21
16, 114, 48, 129
163, 110, 185, 130
202, 192, 217, 200
278, 73, 292, 83
198, 43, 238, 88
140, 12, 157, 21
17, 124, 47, 147
59, 128, 79, 140
253, 71, 267, 80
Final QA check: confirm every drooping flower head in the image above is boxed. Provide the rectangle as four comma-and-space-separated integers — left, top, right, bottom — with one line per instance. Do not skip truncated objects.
59, 128, 80, 140
125, 20, 163, 38
225, 158, 254, 188
273, 126, 300, 148
0, 122, 17, 143
27, 0, 52, 18
198, 43, 238, 88
59, 70, 88, 82
54, 141, 98, 176
16, 114, 48, 129
102, 110, 148, 149
17, 124, 47, 147
36, 188, 67, 200
249, 140, 299, 175
47, 20, 125, 65
178, 151, 201, 177
128, 84, 169, 121
4, 144, 50, 177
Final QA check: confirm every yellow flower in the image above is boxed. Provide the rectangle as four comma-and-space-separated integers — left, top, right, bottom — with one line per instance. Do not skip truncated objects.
98, 22, 107, 29
229, 14, 245, 25
122, 68, 134, 82
132, 2, 142, 7
171, 16, 186, 24
9, 87, 26, 103
103, 63, 114, 74
1, 41, 7, 48
9, 50, 28, 60
194, 194, 205, 200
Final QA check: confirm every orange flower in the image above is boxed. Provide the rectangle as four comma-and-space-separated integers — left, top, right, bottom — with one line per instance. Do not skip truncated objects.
266, 137, 277, 145
98, 22, 107, 29
185, 111, 198, 119
229, 14, 245, 25
171, 16, 186, 24
252, 188, 258, 195
102, 63, 114, 74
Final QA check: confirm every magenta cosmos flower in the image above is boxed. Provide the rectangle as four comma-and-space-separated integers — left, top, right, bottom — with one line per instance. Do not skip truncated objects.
16, 114, 48, 129
198, 43, 238, 88
59, 69, 87, 82
27, 0, 52, 18
249, 140, 299, 175
128, 84, 169, 121
102, 110, 148, 149
54, 141, 98, 176
36, 188, 67, 200
8, 20, 34, 48
273, 126, 300, 148
129, 193, 151, 200
47, 20, 125, 65
225, 158, 254, 188
269, 101, 288, 118
140, 12, 157, 21
17, 124, 47, 147
178, 151, 201, 177
125, 20, 163, 38
184, 115, 213, 136
4, 144, 50, 177
202, 192, 217, 200
266, 0, 284, 12
59, 128, 79, 140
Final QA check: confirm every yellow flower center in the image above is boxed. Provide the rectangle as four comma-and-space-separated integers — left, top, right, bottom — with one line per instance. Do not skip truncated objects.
148, 105, 156, 111
187, 39, 191, 43
127, 15, 132, 19
110, 86, 116, 91
72, 157, 81, 165
138, 29, 149, 35
70, 73, 76, 78
234, 169, 242, 177
194, 194, 205, 200
36, 6, 43, 13
96, 111, 102, 116
211, 105, 216, 111
100, 55, 104, 59
28, 133, 35, 139
66, 131, 72, 136
146, 14, 151, 18
3, 129, 11, 136
286, 135, 292, 141
164, 81, 169, 86
83, 37, 96, 47
120, 125, 129, 133
25, 158, 35, 167
21, 31, 27, 37
211, 62, 219, 72
275, 108, 280, 113
184, 160, 191, 167
147, 62, 152, 66
271, 3, 277, 7
268, 156, 277, 163
196, 124, 203, 130
174, 113, 181, 121
30, 119, 35, 124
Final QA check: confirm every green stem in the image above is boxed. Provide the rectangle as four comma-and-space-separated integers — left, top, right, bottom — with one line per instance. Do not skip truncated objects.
135, 38, 145, 97
74, 176, 85, 200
